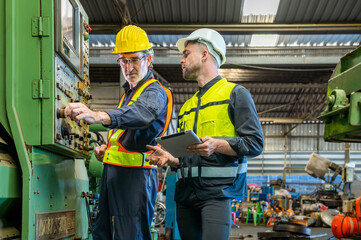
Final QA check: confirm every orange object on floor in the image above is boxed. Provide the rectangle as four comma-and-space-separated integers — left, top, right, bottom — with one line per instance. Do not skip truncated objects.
331, 197, 361, 239
331, 214, 360, 238
267, 217, 275, 227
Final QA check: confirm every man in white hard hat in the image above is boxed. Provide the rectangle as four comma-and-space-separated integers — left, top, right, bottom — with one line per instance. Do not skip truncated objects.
146, 28, 263, 239
65, 25, 173, 240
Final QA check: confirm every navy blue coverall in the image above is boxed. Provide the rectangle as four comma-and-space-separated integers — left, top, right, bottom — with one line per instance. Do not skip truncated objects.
93, 71, 169, 240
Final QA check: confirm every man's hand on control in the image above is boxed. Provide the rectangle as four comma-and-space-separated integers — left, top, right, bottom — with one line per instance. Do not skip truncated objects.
65, 102, 111, 125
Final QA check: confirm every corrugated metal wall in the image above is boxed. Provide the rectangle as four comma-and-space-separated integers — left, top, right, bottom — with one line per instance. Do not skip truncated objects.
251, 124, 361, 176
249, 152, 361, 175
261, 124, 361, 152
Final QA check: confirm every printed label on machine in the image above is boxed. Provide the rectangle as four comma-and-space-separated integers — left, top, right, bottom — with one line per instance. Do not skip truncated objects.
35, 210, 75, 240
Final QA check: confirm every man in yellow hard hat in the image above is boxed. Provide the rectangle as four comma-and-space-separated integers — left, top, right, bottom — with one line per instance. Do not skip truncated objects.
65, 25, 173, 240
146, 28, 263, 239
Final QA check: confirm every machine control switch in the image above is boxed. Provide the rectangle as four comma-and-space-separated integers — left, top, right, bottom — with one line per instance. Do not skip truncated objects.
57, 108, 66, 118
56, 133, 62, 140
69, 133, 79, 138
78, 82, 84, 91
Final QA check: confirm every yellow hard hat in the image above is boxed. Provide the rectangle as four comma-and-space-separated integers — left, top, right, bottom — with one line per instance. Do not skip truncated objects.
112, 25, 152, 54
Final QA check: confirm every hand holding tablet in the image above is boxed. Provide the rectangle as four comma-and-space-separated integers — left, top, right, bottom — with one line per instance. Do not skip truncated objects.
155, 130, 201, 158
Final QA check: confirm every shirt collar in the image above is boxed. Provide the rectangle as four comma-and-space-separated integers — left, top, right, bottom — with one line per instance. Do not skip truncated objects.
198, 75, 222, 96
122, 70, 155, 94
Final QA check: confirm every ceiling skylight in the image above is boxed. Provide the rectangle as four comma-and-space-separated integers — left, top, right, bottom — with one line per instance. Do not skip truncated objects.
242, 0, 280, 23
243, 0, 280, 15
249, 34, 279, 47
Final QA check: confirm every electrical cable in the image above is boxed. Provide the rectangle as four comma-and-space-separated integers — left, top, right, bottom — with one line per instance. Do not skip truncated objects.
84, 194, 94, 234
89, 139, 102, 147
95, 132, 106, 145
340, 213, 347, 238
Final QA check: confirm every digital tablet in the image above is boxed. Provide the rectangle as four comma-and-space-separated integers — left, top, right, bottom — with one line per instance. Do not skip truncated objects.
155, 130, 201, 158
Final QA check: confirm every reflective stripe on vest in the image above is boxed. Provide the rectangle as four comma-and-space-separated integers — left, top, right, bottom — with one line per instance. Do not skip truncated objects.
177, 163, 247, 179
103, 79, 173, 168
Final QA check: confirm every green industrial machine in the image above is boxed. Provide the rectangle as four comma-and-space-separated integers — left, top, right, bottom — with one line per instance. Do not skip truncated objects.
319, 45, 361, 142
0, 0, 99, 239
314, 45, 361, 239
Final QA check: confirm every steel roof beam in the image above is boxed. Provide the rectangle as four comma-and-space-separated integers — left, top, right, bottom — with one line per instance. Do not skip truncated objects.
90, 23, 361, 35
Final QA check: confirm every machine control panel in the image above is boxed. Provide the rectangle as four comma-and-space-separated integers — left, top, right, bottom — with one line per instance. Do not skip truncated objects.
54, 55, 92, 155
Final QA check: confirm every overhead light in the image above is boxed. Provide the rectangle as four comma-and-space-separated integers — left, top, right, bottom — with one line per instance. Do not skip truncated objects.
289, 41, 299, 47
242, 0, 280, 16
326, 42, 337, 46
249, 34, 279, 47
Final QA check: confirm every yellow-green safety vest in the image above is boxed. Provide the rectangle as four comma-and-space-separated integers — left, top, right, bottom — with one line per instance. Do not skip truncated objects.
178, 78, 237, 138
177, 78, 247, 179
103, 79, 173, 169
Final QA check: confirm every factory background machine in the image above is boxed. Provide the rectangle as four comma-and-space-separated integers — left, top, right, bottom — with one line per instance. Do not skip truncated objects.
0, 0, 101, 239
306, 45, 361, 239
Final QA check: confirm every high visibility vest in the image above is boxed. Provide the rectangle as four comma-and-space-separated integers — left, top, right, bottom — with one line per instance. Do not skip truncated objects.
177, 78, 247, 179
103, 79, 173, 169
178, 78, 237, 138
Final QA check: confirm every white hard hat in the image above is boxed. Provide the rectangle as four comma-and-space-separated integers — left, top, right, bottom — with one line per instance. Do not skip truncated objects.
176, 28, 226, 67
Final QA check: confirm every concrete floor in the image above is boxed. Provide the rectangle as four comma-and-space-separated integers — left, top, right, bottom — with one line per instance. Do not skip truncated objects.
156, 221, 335, 240
229, 222, 334, 240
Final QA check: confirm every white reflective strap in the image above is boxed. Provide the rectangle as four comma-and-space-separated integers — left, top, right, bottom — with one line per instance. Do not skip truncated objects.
238, 162, 247, 174
177, 163, 247, 179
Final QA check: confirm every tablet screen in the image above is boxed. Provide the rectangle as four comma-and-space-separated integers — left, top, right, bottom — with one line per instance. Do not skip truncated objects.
155, 130, 201, 158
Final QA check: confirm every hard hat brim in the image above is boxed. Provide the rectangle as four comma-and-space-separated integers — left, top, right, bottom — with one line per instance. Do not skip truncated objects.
111, 49, 150, 54
176, 37, 199, 55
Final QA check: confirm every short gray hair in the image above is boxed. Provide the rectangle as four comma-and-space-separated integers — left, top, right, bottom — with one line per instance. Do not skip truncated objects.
144, 48, 154, 68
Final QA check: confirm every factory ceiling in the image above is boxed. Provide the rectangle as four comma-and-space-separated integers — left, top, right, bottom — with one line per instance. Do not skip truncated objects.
80, 0, 361, 123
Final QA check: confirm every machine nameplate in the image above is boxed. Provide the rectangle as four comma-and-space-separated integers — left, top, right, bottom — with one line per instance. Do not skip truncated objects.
35, 210, 75, 240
